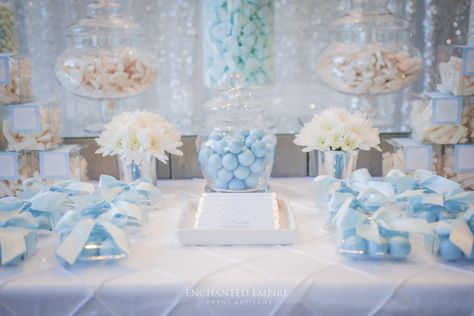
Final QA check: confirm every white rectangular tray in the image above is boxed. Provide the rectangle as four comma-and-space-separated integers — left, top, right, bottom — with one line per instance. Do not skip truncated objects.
176, 197, 296, 246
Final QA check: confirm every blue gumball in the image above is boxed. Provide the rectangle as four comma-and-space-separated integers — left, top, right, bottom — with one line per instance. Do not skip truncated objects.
367, 240, 388, 258
228, 178, 246, 190
250, 158, 265, 174
244, 135, 259, 147
388, 236, 411, 259
213, 179, 228, 189
245, 174, 259, 188
261, 134, 274, 145
264, 143, 275, 160
439, 238, 463, 261
251, 141, 266, 158
234, 166, 250, 180
209, 133, 222, 141
235, 128, 250, 138
249, 128, 265, 139
222, 153, 238, 170
217, 168, 234, 182
340, 235, 367, 255
238, 149, 255, 166
207, 154, 222, 171
228, 138, 244, 154
417, 211, 437, 223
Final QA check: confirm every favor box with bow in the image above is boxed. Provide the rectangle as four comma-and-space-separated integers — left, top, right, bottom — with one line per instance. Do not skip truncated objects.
0, 207, 38, 265
425, 212, 474, 261
336, 203, 413, 260
314, 168, 395, 228
55, 211, 131, 264
382, 138, 442, 176
437, 45, 474, 96
1, 100, 62, 152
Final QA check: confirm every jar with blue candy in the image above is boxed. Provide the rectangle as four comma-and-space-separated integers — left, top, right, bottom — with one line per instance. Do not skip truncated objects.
201, 0, 274, 88
196, 76, 276, 192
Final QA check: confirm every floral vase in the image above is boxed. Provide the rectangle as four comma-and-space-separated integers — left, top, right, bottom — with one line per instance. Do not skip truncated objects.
317, 150, 359, 179
118, 156, 157, 184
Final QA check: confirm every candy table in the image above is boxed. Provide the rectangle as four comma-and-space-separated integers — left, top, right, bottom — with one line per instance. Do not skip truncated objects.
0, 178, 473, 316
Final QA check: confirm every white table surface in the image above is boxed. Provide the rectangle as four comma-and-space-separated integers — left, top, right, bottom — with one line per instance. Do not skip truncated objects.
0, 178, 473, 316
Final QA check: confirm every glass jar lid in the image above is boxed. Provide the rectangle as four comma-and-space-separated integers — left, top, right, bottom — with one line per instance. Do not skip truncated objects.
205, 75, 264, 114
65, 0, 145, 38
330, 0, 411, 43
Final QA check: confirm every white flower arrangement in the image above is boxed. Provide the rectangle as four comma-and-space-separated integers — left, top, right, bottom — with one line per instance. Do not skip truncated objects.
294, 108, 381, 152
96, 110, 183, 165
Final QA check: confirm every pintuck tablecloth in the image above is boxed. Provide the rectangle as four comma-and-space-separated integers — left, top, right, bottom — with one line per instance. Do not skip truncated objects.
0, 178, 473, 316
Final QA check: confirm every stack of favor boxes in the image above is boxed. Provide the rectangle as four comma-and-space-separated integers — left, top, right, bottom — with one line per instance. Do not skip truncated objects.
0, 2, 88, 197
383, 45, 474, 190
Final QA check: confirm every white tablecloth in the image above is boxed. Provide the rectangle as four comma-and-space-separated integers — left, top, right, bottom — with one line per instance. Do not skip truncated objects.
0, 178, 473, 316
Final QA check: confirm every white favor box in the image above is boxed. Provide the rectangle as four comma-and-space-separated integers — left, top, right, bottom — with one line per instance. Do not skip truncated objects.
437, 45, 474, 96
382, 138, 442, 176
441, 144, 474, 190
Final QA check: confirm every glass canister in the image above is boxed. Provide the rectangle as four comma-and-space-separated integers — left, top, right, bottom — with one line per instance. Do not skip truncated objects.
316, 0, 422, 95
201, 0, 274, 89
55, 0, 157, 99
196, 76, 276, 192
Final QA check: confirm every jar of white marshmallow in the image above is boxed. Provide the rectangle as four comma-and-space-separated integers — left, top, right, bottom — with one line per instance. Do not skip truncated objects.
317, 0, 422, 95
409, 93, 474, 145
55, 0, 157, 99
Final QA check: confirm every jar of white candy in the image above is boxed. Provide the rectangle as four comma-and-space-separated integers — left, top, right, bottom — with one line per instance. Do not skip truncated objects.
55, 0, 157, 99
196, 76, 276, 192
201, 0, 274, 88
317, 0, 422, 95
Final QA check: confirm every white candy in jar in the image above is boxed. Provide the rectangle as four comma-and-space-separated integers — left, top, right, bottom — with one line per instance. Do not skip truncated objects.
437, 56, 474, 96
56, 48, 157, 98
409, 98, 470, 144
317, 44, 422, 95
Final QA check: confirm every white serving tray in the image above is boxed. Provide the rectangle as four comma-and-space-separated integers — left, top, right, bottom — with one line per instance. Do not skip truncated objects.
176, 197, 296, 246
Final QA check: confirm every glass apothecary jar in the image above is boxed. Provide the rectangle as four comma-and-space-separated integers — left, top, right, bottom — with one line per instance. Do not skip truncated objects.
196, 77, 276, 192
55, 0, 157, 99
317, 0, 422, 95
201, 0, 274, 88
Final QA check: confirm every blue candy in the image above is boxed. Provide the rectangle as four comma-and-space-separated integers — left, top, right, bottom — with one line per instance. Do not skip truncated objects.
228, 138, 244, 154
238, 149, 255, 166
251, 141, 266, 158
228, 178, 246, 190
379, 226, 408, 239
249, 128, 265, 138
235, 128, 250, 138
244, 174, 259, 188
222, 153, 238, 170
341, 235, 367, 255
249, 158, 265, 174
207, 154, 223, 170
367, 240, 388, 258
198, 147, 213, 164
439, 238, 463, 261
244, 135, 259, 147
217, 168, 234, 182
213, 179, 228, 189
214, 139, 229, 155
234, 166, 250, 180
209, 133, 222, 141
388, 236, 411, 259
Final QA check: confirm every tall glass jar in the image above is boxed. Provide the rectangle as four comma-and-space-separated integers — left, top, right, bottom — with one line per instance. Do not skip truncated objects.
201, 0, 274, 89
196, 76, 276, 192
317, 0, 422, 95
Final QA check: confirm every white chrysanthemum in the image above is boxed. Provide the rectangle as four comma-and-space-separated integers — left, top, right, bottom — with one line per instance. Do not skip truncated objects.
95, 110, 183, 165
294, 107, 381, 152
